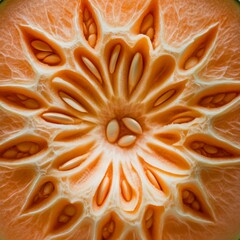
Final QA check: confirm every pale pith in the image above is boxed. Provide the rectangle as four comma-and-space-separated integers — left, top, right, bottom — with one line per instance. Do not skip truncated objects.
0, 0, 240, 240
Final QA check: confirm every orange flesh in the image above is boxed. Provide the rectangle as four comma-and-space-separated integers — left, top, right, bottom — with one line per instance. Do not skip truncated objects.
0, 0, 240, 240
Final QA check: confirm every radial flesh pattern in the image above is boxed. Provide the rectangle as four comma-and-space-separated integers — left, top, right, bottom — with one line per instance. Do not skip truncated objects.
0, 0, 240, 240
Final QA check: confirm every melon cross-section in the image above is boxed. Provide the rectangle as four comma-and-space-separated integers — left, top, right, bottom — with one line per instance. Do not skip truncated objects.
0, 0, 240, 240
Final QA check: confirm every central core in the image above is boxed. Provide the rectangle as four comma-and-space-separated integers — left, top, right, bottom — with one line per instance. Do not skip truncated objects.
105, 117, 143, 147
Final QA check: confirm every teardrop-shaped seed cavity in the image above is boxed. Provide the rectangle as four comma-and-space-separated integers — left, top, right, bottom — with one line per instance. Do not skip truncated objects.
59, 92, 87, 113
20, 26, 65, 67
51, 201, 83, 234
22, 180, 57, 214
189, 139, 235, 158
122, 117, 142, 134
128, 52, 143, 94
31, 181, 55, 206
180, 186, 215, 221
31, 40, 52, 52
146, 170, 161, 190
154, 89, 176, 107
42, 54, 61, 65
106, 119, 120, 143
121, 179, 132, 202
42, 112, 77, 124
97, 175, 111, 206
140, 14, 154, 33
109, 44, 121, 74
81, 6, 98, 48
179, 24, 218, 71
118, 135, 137, 147
82, 57, 102, 82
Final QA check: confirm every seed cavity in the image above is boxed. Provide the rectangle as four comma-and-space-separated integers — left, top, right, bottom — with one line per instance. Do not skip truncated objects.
82, 7, 98, 47
1, 141, 41, 159
199, 92, 238, 108
42, 112, 78, 124
181, 24, 218, 71
121, 179, 132, 202
154, 89, 176, 107
118, 135, 137, 147
97, 175, 110, 206
140, 13, 155, 41
82, 57, 102, 83
190, 141, 232, 158
109, 44, 121, 74
30, 39, 61, 66
128, 52, 143, 94
33, 181, 55, 204
59, 91, 87, 113
122, 117, 142, 134
102, 220, 115, 239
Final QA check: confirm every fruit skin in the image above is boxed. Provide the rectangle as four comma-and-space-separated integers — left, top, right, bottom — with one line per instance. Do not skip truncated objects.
0, 0, 240, 240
